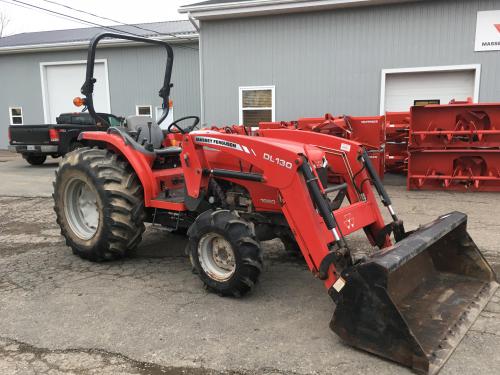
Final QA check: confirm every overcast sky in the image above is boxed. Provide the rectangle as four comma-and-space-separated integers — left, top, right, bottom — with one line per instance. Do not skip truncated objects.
0, 0, 194, 35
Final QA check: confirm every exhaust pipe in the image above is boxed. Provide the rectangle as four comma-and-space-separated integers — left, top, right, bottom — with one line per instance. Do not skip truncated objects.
330, 211, 498, 374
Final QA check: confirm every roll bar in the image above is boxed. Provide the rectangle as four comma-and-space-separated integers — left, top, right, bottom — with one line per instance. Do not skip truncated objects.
80, 32, 174, 126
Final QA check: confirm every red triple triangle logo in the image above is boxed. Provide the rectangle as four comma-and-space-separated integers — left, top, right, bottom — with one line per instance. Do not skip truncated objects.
495, 24, 500, 33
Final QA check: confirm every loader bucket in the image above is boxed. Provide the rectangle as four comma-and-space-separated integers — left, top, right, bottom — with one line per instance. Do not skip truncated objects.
331, 211, 498, 375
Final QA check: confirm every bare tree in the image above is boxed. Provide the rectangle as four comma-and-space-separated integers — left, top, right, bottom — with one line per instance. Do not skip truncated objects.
0, 11, 10, 37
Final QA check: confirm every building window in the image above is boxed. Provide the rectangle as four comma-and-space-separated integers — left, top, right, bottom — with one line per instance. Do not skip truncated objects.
239, 86, 275, 127
9, 107, 23, 125
136, 105, 152, 117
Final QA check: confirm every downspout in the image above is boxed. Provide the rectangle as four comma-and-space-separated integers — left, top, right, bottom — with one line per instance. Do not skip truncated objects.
189, 12, 204, 125
187, 12, 200, 32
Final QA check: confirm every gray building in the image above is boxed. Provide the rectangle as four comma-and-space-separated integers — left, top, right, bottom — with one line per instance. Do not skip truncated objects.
0, 21, 200, 149
2, 0, 499, 149
180, 0, 500, 127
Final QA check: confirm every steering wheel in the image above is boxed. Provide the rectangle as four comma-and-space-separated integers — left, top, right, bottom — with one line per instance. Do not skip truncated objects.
167, 116, 200, 134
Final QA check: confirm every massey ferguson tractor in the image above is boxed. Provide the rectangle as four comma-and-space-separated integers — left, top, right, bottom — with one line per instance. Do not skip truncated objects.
52, 33, 498, 375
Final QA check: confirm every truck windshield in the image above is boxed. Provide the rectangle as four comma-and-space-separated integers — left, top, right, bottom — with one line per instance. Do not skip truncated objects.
107, 116, 122, 127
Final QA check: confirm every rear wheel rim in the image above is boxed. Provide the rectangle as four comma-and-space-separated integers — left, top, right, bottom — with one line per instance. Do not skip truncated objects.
198, 233, 236, 281
64, 178, 99, 240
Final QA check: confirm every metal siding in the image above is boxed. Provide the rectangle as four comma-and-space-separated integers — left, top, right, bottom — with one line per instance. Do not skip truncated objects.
0, 44, 200, 149
200, 0, 500, 125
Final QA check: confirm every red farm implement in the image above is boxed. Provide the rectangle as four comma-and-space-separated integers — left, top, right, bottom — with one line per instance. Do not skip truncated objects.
408, 102, 500, 192
408, 149, 500, 192
385, 112, 410, 174
409, 103, 500, 149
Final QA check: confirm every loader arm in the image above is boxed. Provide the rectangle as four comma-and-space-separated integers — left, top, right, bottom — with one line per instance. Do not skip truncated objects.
259, 129, 392, 246
181, 130, 386, 288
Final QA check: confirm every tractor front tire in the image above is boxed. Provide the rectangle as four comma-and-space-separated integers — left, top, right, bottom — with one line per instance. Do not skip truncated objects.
188, 210, 263, 297
53, 147, 145, 262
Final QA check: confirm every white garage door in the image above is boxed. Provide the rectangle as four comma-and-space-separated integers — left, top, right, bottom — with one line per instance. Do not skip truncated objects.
41, 61, 111, 123
383, 69, 476, 112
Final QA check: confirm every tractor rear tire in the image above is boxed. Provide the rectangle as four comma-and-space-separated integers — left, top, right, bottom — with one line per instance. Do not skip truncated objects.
53, 147, 145, 262
188, 209, 263, 297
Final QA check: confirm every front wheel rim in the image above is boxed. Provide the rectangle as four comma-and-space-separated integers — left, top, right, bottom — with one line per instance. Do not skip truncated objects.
64, 177, 100, 240
198, 233, 236, 282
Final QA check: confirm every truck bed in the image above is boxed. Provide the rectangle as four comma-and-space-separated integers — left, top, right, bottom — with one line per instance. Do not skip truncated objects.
9, 125, 52, 145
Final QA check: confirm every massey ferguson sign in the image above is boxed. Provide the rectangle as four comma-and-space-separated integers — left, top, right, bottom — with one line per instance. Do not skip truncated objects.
475, 10, 500, 51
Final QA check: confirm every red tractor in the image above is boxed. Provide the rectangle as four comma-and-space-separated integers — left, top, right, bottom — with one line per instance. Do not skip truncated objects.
53, 33, 497, 375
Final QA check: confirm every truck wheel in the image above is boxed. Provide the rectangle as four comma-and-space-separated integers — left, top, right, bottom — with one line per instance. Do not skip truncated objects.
53, 147, 145, 262
25, 154, 46, 165
188, 210, 263, 297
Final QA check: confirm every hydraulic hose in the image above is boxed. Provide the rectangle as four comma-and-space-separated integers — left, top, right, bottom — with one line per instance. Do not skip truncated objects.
360, 149, 399, 222
300, 159, 345, 246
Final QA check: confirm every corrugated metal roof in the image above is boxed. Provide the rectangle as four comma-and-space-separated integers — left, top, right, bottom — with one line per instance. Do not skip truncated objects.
0, 20, 196, 48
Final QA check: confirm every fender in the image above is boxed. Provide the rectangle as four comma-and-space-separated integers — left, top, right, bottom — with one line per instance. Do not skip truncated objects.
79, 131, 159, 204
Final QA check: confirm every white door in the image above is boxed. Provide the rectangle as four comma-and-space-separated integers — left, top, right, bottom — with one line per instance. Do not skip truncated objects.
383, 70, 476, 112
42, 61, 111, 123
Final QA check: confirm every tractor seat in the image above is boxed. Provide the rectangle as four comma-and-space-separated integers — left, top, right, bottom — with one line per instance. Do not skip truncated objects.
125, 115, 164, 149
107, 126, 180, 159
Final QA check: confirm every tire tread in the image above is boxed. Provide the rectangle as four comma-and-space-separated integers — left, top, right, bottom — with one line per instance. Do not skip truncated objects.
53, 147, 145, 262
188, 209, 263, 297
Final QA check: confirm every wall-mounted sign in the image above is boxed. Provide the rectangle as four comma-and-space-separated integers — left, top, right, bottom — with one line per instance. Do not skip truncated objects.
475, 10, 500, 52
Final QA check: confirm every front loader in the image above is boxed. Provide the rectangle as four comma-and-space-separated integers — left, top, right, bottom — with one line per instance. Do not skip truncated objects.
52, 33, 497, 375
